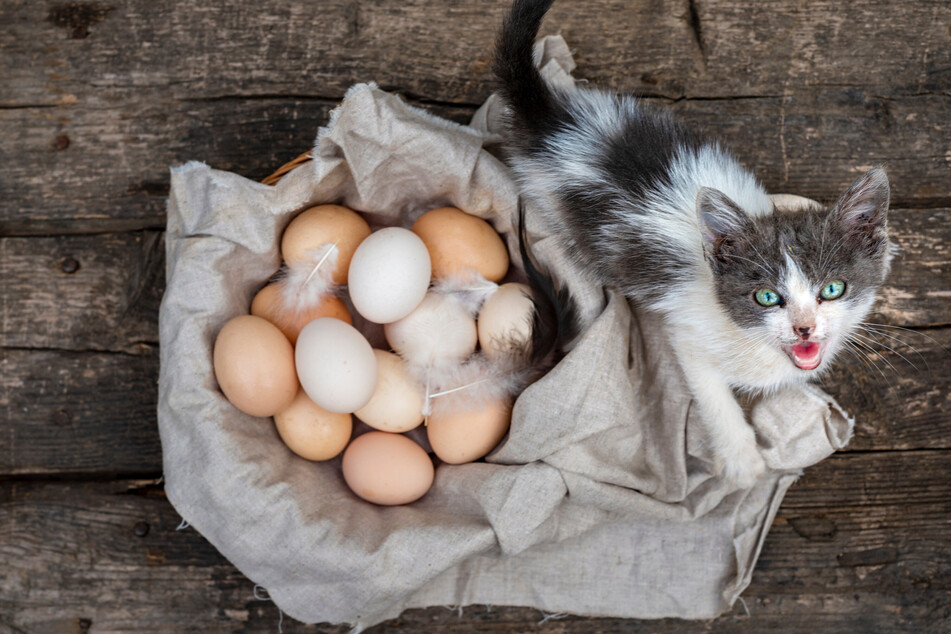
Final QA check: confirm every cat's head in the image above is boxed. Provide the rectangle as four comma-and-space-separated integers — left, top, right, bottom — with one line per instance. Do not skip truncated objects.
698, 168, 892, 374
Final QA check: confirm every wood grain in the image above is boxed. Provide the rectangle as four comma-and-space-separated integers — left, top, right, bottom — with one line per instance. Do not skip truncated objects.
2, 208, 946, 355
0, 98, 475, 235
0, 349, 161, 476
3, 1, 948, 105
2, 90, 948, 235
1, 452, 948, 633
2, 0, 950, 233
2, 1, 949, 631
819, 326, 951, 452
0, 232, 164, 353
0, 326, 947, 476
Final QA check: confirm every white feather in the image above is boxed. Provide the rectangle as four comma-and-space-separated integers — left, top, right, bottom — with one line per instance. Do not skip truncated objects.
419, 343, 534, 418
275, 243, 340, 315
430, 271, 499, 317
385, 293, 478, 367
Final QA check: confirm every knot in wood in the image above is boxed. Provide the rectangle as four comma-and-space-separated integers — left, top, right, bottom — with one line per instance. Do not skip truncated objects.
52, 408, 72, 426
60, 257, 80, 274
52, 134, 71, 151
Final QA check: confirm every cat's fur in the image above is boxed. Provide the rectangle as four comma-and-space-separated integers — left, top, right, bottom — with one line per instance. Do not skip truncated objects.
495, 0, 894, 487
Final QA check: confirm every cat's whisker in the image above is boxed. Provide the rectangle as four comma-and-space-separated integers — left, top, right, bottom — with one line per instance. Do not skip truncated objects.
719, 333, 772, 364
855, 325, 928, 368
858, 325, 920, 349
721, 254, 775, 278
739, 237, 776, 275
819, 233, 850, 272
817, 225, 828, 272
850, 331, 919, 371
843, 342, 893, 388
842, 339, 892, 385
859, 322, 945, 349
846, 335, 900, 379
840, 340, 877, 376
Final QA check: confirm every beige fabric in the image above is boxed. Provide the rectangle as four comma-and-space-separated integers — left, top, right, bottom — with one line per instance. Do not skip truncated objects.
158, 37, 853, 629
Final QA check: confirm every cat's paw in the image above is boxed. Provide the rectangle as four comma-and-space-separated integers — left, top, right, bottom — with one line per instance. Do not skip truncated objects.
713, 433, 767, 489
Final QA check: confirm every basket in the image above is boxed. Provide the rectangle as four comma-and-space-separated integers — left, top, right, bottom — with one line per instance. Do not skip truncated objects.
159, 47, 853, 629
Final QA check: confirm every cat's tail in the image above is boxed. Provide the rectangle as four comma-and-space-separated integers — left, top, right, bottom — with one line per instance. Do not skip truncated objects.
519, 198, 578, 380
494, 0, 565, 138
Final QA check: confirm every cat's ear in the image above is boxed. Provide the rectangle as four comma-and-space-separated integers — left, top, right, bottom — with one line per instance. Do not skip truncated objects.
697, 187, 749, 270
830, 167, 890, 243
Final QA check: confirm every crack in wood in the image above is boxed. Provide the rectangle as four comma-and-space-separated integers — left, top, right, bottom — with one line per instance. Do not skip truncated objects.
685, 0, 708, 70
0, 343, 158, 357
177, 93, 344, 104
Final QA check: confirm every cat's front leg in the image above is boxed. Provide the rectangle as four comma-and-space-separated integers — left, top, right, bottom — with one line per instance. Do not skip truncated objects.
674, 342, 766, 488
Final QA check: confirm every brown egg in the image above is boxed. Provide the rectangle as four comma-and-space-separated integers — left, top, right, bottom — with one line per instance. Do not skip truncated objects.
251, 283, 352, 344
213, 315, 299, 417
354, 350, 425, 433
411, 207, 510, 282
427, 399, 512, 465
274, 389, 352, 461
281, 204, 371, 284
342, 432, 435, 505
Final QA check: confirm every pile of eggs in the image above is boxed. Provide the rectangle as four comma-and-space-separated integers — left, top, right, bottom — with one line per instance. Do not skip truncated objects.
213, 204, 535, 506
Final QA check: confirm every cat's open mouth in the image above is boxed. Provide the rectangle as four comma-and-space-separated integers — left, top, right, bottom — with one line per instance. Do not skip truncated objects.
784, 341, 825, 370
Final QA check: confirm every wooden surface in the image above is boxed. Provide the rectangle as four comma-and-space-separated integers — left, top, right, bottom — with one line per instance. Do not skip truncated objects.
1, 1, 949, 632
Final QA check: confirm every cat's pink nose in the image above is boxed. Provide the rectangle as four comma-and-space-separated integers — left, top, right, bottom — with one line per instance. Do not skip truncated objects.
795, 325, 814, 340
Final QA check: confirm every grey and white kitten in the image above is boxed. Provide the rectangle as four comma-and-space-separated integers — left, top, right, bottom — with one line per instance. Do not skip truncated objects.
495, 0, 893, 486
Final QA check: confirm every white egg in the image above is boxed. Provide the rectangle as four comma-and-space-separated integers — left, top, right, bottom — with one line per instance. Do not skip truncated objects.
384, 292, 477, 366
348, 227, 431, 324
295, 317, 378, 414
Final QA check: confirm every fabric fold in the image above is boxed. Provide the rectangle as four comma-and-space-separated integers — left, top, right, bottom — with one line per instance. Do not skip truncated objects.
158, 35, 853, 628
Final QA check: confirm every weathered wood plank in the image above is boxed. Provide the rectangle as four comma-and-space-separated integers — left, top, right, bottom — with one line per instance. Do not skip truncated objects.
819, 327, 951, 452
872, 208, 951, 327
0, 97, 476, 235
0, 231, 164, 353
0, 325, 947, 478
2, 1, 950, 233
668, 93, 951, 208
0, 349, 161, 477
3, 1, 948, 106
2, 208, 945, 355
1, 452, 948, 632
1, 91, 948, 235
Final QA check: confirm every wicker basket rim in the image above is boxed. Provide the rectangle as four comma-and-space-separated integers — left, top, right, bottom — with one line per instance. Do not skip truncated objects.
261, 151, 313, 186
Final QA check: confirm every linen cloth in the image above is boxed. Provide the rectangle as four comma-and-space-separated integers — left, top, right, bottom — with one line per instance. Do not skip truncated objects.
158, 36, 853, 628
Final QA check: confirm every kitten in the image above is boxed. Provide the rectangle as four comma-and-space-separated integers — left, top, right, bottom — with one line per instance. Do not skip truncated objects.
494, 0, 893, 486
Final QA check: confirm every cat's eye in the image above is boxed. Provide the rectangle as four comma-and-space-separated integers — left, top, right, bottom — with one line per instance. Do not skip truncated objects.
819, 280, 846, 300
754, 289, 783, 307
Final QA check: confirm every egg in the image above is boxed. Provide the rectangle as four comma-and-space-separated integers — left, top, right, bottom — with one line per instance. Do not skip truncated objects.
342, 431, 435, 505
251, 283, 352, 344
427, 398, 512, 464
348, 227, 432, 323
355, 350, 425, 433
477, 283, 535, 358
213, 315, 299, 417
411, 207, 510, 282
273, 389, 352, 461
384, 292, 477, 365
295, 317, 378, 414
281, 204, 371, 284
